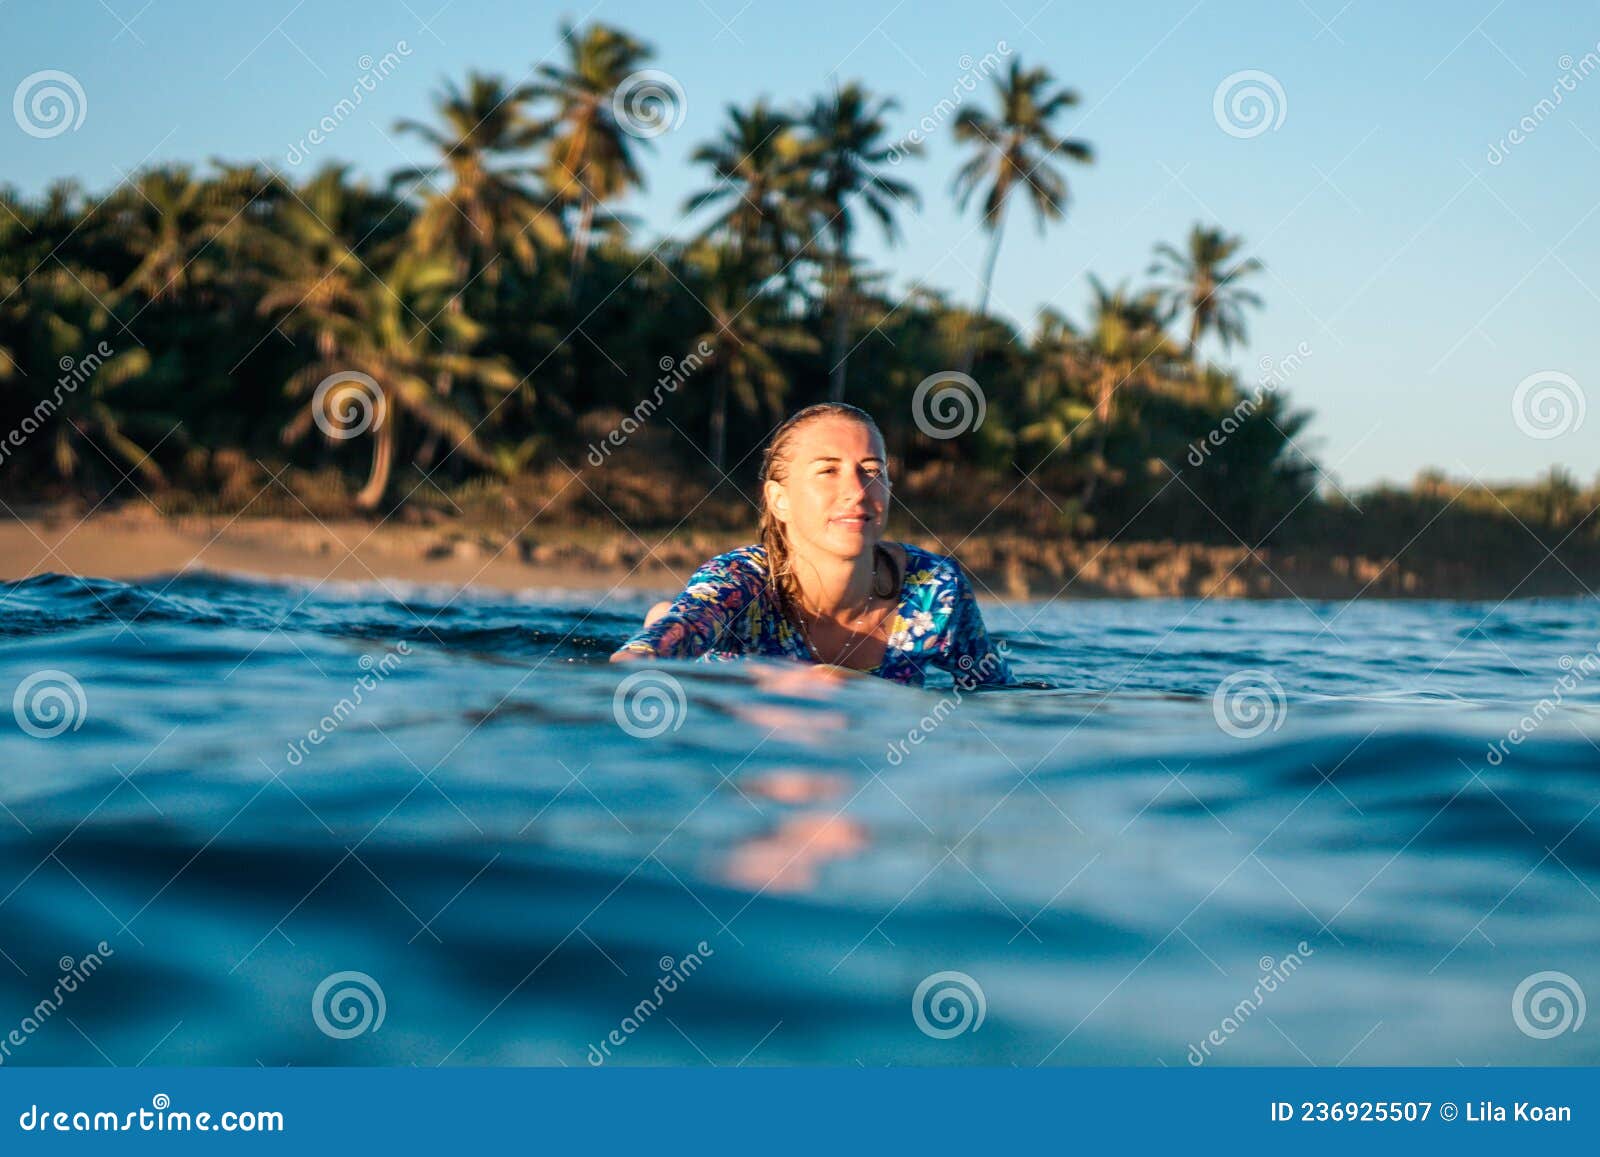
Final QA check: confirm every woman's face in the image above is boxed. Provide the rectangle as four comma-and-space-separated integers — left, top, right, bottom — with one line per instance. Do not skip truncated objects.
766, 416, 891, 561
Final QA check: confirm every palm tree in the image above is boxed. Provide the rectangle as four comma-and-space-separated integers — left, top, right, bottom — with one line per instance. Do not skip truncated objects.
952, 58, 1092, 365
1533, 465, 1582, 527
99, 165, 248, 306
393, 74, 561, 466
686, 244, 818, 468
254, 167, 518, 508
6, 265, 160, 485
803, 82, 919, 402
1149, 224, 1264, 358
1075, 275, 1184, 513
1018, 308, 1093, 447
526, 22, 659, 291
277, 255, 520, 509
392, 73, 561, 285
244, 166, 401, 357
0, 188, 27, 380
684, 101, 811, 278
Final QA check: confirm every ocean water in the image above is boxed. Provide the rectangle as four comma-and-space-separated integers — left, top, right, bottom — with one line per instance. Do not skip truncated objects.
0, 570, 1595, 1067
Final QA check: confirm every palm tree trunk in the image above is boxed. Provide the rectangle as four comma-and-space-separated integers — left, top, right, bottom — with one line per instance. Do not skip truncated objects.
1080, 370, 1114, 515
1187, 308, 1201, 361
354, 406, 396, 511
975, 210, 1008, 318
827, 255, 850, 403
962, 205, 1008, 373
569, 194, 595, 300
1080, 418, 1108, 516
710, 370, 729, 470
1094, 366, 1115, 424
416, 265, 467, 473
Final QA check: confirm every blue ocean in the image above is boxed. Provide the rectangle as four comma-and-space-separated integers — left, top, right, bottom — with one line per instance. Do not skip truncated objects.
0, 571, 1594, 1066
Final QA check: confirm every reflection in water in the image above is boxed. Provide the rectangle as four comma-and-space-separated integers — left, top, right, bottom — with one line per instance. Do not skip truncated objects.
728, 664, 857, 740
724, 813, 871, 895
724, 770, 866, 894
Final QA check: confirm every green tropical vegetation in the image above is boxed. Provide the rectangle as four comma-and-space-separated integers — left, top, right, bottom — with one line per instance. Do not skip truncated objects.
951, 57, 1092, 368
1, 19, 1593, 575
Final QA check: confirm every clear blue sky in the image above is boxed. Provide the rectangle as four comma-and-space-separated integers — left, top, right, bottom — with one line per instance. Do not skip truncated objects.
7, 0, 1598, 488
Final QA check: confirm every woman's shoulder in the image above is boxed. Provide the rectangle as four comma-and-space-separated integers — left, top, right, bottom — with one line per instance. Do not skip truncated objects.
710, 542, 767, 567
892, 541, 965, 588
689, 543, 769, 583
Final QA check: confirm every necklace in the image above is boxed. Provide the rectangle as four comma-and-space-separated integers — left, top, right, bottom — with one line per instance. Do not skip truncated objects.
795, 546, 898, 667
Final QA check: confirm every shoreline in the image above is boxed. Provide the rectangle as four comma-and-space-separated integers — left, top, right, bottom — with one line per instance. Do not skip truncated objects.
1, 509, 1594, 601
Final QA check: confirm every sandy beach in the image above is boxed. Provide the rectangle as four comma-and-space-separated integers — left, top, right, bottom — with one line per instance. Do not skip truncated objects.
0, 508, 663, 595
4, 506, 1595, 601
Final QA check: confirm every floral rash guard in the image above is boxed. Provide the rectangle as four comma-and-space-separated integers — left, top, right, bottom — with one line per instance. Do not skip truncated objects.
616, 542, 1013, 688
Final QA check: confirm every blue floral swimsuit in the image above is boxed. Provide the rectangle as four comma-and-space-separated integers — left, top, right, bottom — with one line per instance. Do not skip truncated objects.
617, 543, 1013, 688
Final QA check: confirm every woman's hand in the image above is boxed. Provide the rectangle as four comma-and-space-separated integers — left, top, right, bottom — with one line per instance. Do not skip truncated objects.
609, 601, 676, 662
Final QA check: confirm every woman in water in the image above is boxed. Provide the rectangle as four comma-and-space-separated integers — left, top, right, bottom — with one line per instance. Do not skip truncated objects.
611, 403, 1013, 688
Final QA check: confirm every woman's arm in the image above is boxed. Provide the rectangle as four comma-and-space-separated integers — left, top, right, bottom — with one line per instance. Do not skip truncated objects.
610, 551, 764, 662
935, 563, 1014, 686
